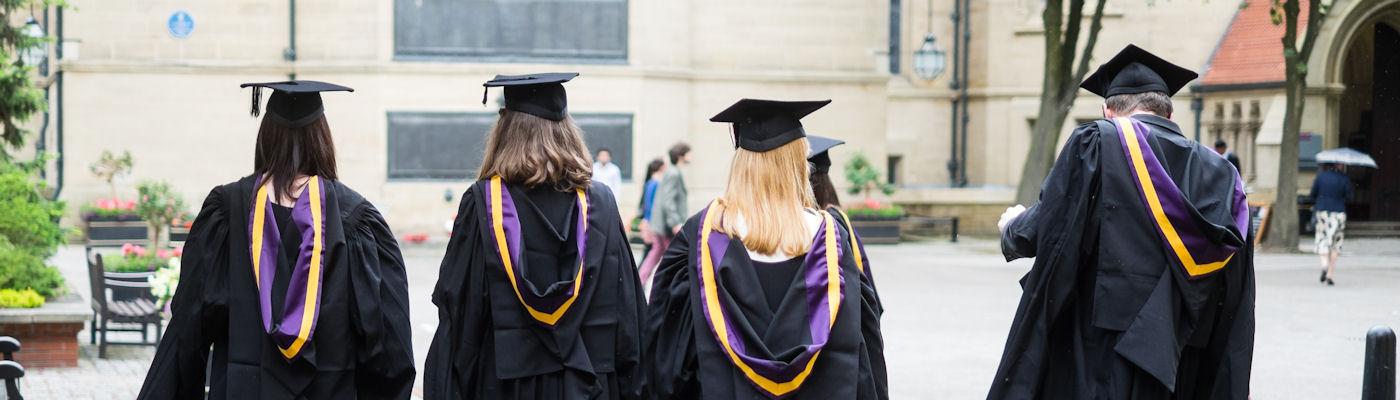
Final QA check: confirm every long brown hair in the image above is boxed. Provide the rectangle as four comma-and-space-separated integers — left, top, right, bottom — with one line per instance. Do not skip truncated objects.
253, 115, 338, 203
477, 109, 593, 192
715, 139, 817, 256
810, 169, 842, 209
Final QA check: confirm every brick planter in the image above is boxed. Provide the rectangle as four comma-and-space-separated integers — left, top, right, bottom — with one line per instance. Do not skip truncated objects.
0, 294, 91, 368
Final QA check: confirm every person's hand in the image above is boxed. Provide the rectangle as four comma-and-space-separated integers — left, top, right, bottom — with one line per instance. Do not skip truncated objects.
639, 220, 653, 244
672, 225, 682, 235
998, 204, 1027, 234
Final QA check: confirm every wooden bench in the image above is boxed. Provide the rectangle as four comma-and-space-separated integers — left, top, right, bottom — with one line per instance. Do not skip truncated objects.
903, 216, 960, 243
87, 250, 164, 358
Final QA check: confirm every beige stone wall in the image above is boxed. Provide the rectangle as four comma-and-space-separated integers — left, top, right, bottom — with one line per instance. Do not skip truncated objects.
36, 0, 1261, 238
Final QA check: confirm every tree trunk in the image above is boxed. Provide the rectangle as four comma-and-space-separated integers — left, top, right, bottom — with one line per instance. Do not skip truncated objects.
152, 225, 164, 252
1266, 70, 1305, 250
1014, 0, 1105, 206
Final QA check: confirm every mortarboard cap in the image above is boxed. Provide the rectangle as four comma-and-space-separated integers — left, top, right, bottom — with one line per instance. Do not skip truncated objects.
710, 98, 832, 152
806, 135, 845, 174
1080, 44, 1198, 98
482, 73, 579, 121
241, 80, 354, 128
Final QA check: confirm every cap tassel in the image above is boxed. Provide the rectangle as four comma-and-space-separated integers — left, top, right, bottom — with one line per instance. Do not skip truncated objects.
481, 88, 489, 106
250, 88, 263, 117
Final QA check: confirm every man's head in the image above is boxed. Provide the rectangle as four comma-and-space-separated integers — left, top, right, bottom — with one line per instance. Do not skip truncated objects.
669, 142, 692, 165
1103, 91, 1173, 119
1082, 45, 1197, 119
1214, 139, 1228, 155
596, 148, 612, 164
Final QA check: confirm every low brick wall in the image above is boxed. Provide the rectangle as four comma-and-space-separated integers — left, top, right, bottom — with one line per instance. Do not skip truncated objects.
0, 322, 83, 368
899, 203, 1010, 238
0, 294, 91, 368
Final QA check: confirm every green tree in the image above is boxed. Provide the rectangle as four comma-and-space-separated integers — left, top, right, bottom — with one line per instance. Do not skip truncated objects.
844, 152, 895, 201
1264, 0, 1326, 250
0, 1, 63, 162
1014, 0, 1109, 206
89, 150, 133, 200
136, 181, 186, 250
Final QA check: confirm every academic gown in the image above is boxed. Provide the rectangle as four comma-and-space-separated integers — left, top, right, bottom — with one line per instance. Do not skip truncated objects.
424, 181, 646, 400
989, 114, 1255, 400
138, 175, 416, 399
647, 205, 888, 400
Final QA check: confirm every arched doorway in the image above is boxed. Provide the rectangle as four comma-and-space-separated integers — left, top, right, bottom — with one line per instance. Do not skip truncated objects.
1336, 17, 1400, 221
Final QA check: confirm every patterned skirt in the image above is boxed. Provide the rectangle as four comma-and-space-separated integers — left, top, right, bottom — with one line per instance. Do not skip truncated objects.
1313, 210, 1346, 254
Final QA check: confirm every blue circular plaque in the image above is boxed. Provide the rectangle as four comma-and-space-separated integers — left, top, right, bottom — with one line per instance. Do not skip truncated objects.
167, 11, 195, 39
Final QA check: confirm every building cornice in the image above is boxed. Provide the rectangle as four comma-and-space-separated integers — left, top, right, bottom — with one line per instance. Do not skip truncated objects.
56, 60, 892, 85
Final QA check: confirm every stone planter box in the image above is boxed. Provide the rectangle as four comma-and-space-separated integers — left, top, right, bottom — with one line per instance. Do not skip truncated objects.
168, 225, 190, 245
0, 294, 91, 368
848, 218, 903, 244
84, 217, 149, 247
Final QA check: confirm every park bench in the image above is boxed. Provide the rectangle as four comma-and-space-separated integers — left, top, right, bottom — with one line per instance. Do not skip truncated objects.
0, 336, 24, 399
86, 250, 163, 358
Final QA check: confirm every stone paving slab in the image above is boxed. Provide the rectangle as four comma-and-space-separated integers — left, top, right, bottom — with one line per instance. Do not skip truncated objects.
25, 238, 1400, 399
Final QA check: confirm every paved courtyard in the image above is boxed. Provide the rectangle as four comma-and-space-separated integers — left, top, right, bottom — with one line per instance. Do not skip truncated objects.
28, 236, 1400, 399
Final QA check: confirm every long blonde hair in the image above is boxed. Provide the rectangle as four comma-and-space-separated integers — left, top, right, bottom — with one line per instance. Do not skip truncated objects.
477, 109, 593, 192
715, 139, 817, 256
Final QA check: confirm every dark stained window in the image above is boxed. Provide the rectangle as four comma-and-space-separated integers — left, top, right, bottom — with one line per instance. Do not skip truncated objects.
387, 112, 634, 180
394, 0, 628, 62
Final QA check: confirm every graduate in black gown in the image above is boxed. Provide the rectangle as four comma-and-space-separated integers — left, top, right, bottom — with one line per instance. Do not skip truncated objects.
647, 99, 887, 400
423, 73, 647, 400
139, 81, 416, 399
988, 45, 1255, 400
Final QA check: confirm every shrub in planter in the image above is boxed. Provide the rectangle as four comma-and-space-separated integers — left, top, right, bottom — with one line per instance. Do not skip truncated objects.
89, 149, 134, 203
105, 244, 181, 273
845, 199, 905, 221
136, 181, 189, 250
0, 288, 45, 308
0, 167, 64, 257
0, 239, 64, 298
80, 198, 140, 221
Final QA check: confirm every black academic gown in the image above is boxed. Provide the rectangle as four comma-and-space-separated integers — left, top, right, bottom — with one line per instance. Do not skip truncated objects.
647, 207, 888, 400
138, 175, 416, 399
989, 114, 1255, 400
424, 181, 646, 400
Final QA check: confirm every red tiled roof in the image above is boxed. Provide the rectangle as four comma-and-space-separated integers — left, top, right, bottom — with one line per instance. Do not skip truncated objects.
1198, 0, 1310, 88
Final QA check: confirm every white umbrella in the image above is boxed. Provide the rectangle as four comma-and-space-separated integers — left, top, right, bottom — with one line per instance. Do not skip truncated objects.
1314, 148, 1378, 168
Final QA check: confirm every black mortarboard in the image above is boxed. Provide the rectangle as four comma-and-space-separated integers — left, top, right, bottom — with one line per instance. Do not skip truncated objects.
710, 99, 832, 152
482, 72, 579, 121
241, 80, 354, 128
1080, 44, 1199, 98
806, 135, 845, 174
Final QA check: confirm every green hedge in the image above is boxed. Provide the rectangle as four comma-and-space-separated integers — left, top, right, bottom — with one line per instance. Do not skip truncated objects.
0, 166, 66, 297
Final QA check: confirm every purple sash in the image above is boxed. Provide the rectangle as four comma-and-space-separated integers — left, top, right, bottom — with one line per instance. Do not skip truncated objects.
248, 175, 326, 360
483, 176, 589, 327
1113, 117, 1249, 278
696, 201, 845, 398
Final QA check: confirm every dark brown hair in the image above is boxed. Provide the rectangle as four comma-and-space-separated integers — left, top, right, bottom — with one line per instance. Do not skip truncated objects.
477, 109, 593, 192
1106, 91, 1173, 116
254, 115, 338, 203
668, 142, 691, 165
645, 158, 665, 180
810, 169, 842, 208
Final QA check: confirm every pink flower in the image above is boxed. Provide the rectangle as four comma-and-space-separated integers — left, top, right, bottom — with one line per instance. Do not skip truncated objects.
167, 199, 175, 205
142, 195, 149, 202
863, 198, 881, 208
96, 198, 114, 210
121, 243, 135, 255
173, 247, 183, 258
123, 200, 137, 210
133, 246, 148, 257
156, 249, 170, 259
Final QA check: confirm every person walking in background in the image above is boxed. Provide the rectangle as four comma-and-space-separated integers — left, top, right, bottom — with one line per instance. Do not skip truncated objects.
639, 142, 690, 293
1310, 162, 1353, 286
991, 45, 1254, 399
139, 81, 416, 399
636, 158, 666, 261
1215, 139, 1242, 175
424, 73, 646, 399
647, 99, 886, 399
592, 148, 624, 196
